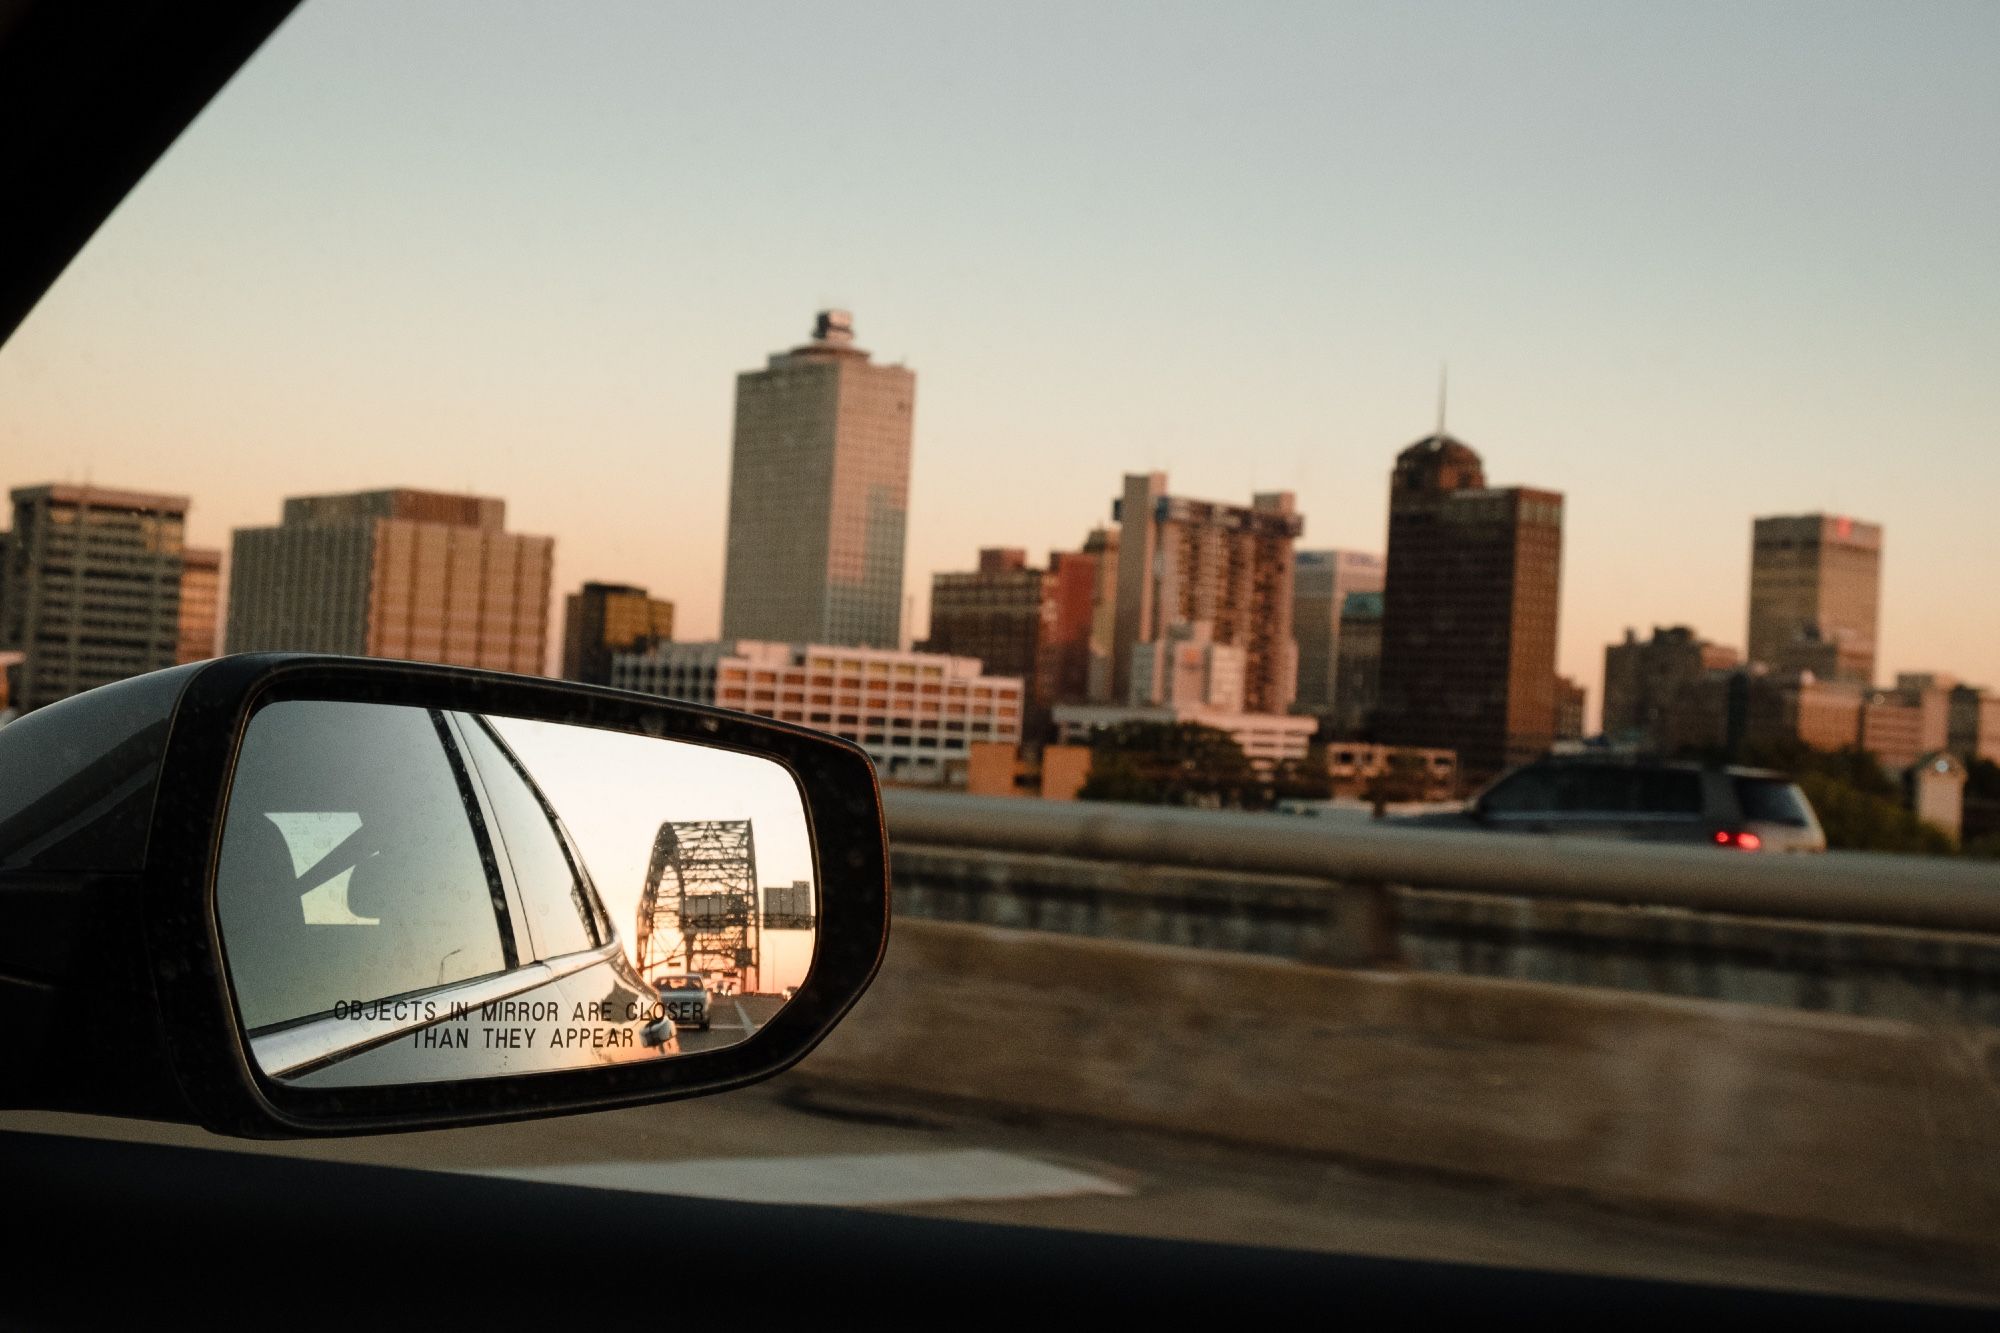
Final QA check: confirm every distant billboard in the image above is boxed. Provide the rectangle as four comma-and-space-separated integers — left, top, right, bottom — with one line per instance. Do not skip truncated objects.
763, 879, 815, 929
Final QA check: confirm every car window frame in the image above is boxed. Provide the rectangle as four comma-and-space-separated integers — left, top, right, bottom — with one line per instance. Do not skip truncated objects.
217, 699, 525, 1036
440, 710, 600, 964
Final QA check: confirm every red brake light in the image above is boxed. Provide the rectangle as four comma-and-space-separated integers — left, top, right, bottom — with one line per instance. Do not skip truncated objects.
1713, 829, 1762, 851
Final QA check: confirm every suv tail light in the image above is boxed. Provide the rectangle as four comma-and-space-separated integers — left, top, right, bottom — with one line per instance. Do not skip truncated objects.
1713, 829, 1763, 851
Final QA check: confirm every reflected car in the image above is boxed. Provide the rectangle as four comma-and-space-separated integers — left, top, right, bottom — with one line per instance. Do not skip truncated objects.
1392, 757, 1828, 853
654, 973, 713, 1031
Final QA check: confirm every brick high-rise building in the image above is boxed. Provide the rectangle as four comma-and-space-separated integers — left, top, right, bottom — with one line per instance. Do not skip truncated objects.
561, 582, 674, 685
1376, 435, 1563, 786
721, 311, 915, 650
1747, 514, 1882, 685
925, 548, 1042, 678
1292, 549, 1385, 717
925, 544, 1101, 740
225, 488, 552, 674
1101, 472, 1303, 716
2, 484, 190, 711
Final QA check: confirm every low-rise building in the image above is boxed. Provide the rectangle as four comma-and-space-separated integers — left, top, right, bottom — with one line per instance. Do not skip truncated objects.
1319, 741, 1459, 800
612, 640, 1023, 786
1051, 702, 1316, 771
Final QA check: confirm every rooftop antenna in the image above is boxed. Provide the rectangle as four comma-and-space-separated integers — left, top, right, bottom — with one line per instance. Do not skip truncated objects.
1435, 363, 1448, 441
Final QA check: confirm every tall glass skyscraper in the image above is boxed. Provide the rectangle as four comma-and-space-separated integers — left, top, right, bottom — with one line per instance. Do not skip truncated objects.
720, 311, 916, 650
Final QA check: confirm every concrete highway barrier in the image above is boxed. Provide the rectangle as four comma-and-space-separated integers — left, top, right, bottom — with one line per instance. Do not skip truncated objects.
801, 918, 2000, 1258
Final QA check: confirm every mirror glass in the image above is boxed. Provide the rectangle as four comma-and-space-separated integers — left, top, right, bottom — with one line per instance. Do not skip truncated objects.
214, 700, 817, 1087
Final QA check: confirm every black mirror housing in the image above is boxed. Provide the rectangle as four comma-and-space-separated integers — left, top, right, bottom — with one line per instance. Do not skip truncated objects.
0, 654, 890, 1138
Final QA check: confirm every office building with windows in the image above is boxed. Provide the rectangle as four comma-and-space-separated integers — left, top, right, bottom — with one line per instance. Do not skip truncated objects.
1101, 472, 1303, 715
1376, 435, 1563, 786
611, 640, 1022, 785
1330, 590, 1384, 737
561, 581, 674, 685
1747, 514, 1882, 685
225, 488, 552, 674
1292, 549, 1385, 716
925, 544, 1103, 741
720, 311, 916, 650
1051, 702, 1316, 772
1602, 625, 1742, 753
177, 546, 222, 664
1, 484, 189, 711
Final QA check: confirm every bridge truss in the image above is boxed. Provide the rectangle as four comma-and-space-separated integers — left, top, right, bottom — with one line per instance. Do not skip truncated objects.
634, 819, 762, 994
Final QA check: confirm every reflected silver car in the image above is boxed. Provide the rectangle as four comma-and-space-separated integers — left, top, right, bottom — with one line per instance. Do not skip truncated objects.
654, 973, 712, 1030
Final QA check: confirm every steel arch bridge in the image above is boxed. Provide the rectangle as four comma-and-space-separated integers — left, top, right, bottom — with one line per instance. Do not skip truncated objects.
633, 819, 762, 994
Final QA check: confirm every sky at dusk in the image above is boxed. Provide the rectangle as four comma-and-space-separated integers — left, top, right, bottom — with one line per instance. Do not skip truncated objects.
2, 1, 1996, 722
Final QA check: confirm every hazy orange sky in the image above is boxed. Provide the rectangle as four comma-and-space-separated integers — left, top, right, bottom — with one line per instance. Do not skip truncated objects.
3, 1, 1996, 723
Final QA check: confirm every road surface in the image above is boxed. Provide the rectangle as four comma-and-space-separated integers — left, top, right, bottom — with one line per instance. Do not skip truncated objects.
5, 1071, 1994, 1307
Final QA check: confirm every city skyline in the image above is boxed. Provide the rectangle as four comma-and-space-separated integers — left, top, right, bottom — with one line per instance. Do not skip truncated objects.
1, 3, 1996, 721
0, 442, 1970, 734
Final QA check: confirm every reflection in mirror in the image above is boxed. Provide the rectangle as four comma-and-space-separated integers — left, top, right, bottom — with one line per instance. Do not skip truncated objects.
214, 701, 817, 1088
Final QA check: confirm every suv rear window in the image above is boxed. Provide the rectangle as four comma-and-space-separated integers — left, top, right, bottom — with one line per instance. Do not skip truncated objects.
1735, 777, 1814, 827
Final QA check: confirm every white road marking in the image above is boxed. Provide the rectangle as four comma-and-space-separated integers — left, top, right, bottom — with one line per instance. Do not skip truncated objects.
470, 1149, 1131, 1207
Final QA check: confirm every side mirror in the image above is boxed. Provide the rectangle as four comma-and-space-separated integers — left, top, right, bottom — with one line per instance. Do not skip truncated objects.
0, 654, 888, 1137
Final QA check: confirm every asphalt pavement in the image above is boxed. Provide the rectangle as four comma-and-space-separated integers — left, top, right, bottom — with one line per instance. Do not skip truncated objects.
6, 1071, 1996, 1307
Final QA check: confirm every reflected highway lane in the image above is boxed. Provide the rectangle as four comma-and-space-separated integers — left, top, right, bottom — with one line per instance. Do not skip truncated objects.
675, 993, 786, 1055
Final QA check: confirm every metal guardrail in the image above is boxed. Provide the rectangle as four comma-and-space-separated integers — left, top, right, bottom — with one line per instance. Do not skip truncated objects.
881, 790, 2000, 935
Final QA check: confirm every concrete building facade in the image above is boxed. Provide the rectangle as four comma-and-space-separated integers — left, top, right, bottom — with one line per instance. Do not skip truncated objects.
720, 311, 915, 650
612, 640, 1022, 785
1747, 514, 1882, 685
1129, 621, 1247, 711
561, 581, 674, 685
226, 488, 551, 674
2, 484, 189, 711
1292, 549, 1385, 716
1102, 472, 1303, 716
1376, 436, 1564, 787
